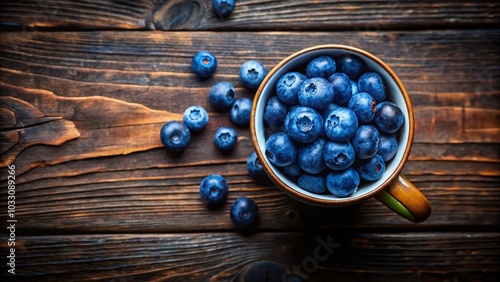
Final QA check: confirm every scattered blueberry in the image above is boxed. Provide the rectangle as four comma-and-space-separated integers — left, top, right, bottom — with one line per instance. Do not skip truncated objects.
355, 154, 385, 181
246, 152, 270, 183
199, 174, 228, 206
214, 126, 238, 151
348, 92, 376, 124
240, 60, 267, 90
350, 125, 380, 159
326, 168, 360, 197
183, 105, 209, 132
324, 107, 358, 141
265, 132, 297, 167
284, 106, 323, 143
305, 55, 336, 78
298, 77, 335, 109
230, 97, 252, 127
264, 96, 288, 127
374, 101, 405, 134
337, 54, 366, 80
276, 72, 308, 105
209, 81, 236, 111
328, 72, 352, 105
191, 51, 217, 78
159, 121, 191, 152
323, 141, 356, 171
378, 133, 399, 162
297, 138, 327, 174
230, 197, 259, 229
212, 0, 236, 18
298, 173, 327, 194
358, 72, 386, 102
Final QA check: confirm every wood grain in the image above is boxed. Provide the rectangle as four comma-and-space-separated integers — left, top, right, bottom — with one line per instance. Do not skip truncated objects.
0, 1, 498, 31
1, 232, 498, 281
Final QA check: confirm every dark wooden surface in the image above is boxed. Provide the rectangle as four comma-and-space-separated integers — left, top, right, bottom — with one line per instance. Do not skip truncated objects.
1, 1, 499, 281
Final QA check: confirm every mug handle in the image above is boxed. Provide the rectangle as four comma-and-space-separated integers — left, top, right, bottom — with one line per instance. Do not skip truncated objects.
375, 174, 432, 222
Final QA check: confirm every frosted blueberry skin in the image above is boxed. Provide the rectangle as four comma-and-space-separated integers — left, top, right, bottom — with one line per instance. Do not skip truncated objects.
350, 79, 359, 95
374, 101, 405, 134
209, 82, 236, 111
183, 106, 209, 132
264, 96, 288, 127
297, 138, 327, 175
280, 159, 303, 177
230, 97, 253, 127
358, 72, 386, 102
326, 168, 360, 197
348, 92, 377, 124
159, 121, 191, 152
298, 173, 327, 194
230, 197, 259, 230
246, 152, 270, 183
191, 51, 217, 78
214, 126, 238, 151
337, 54, 366, 80
355, 154, 386, 181
305, 55, 337, 78
199, 174, 228, 206
323, 141, 356, 171
298, 77, 335, 110
351, 125, 381, 159
284, 106, 324, 143
239, 60, 267, 90
324, 107, 359, 142
212, 0, 236, 18
265, 132, 297, 167
328, 72, 352, 106
319, 103, 341, 121
378, 133, 399, 162
276, 71, 308, 105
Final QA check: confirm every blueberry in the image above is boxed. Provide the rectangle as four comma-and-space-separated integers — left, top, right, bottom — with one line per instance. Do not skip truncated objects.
298, 173, 327, 194
191, 51, 217, 78
323, 141, 356, 171
214, 126, 238, 151
230, 197, 259, 230
159, 121, 191, 152
212, 0, 236, 18
328, 72, 352, 105
350, 125, 380, 159
305, 56, 336, 78
355, 154, 385, 181
298, 77, 335, 109
324, 107, 358, 141
337, 54, 366, 80
358, 72, 386, 102
297, 138, 327, 174
348, 92, 376, 124
280, 159, 303, 177
265, 132, 297, 167
276, 72, 308, 105
199, 174, 228, 206
374, 101, 405, 134
246, 152, 270, 183
183, 105, 209, 132
209, 82, 236, 111
326, 168, 360, 197
378, 134, 399, 162
284, 106, 323, 143
350, 79, 359, 95
319, 103, 341, 121
264, 96, 288, 127
240, 60, 267, 90
230, 97, 252, 127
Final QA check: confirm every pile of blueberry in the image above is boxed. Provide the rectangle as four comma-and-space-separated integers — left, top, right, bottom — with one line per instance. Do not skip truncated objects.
159, 48, 266, 230
263, 54, 404, 198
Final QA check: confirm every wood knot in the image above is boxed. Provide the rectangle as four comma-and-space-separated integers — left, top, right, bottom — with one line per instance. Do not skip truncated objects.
153, 0, 203, 30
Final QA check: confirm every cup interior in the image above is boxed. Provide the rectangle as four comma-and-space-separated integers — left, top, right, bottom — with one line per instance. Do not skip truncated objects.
252, 45, 414, 206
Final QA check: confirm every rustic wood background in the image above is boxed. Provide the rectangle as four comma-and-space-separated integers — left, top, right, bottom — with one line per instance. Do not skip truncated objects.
1, 0, 499, 281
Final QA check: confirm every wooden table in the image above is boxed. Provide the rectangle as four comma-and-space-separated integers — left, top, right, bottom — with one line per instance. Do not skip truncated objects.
1, 1, 499, 281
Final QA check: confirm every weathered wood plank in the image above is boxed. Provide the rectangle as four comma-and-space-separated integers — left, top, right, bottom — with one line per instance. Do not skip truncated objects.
0, 0, 498, 31
2, 232, 498, 281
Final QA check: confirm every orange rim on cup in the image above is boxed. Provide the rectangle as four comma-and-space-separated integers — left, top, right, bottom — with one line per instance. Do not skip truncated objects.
250, 45, 431, 222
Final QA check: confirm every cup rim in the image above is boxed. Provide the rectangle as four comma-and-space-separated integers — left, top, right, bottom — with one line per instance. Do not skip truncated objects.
250, 44, 415, 206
